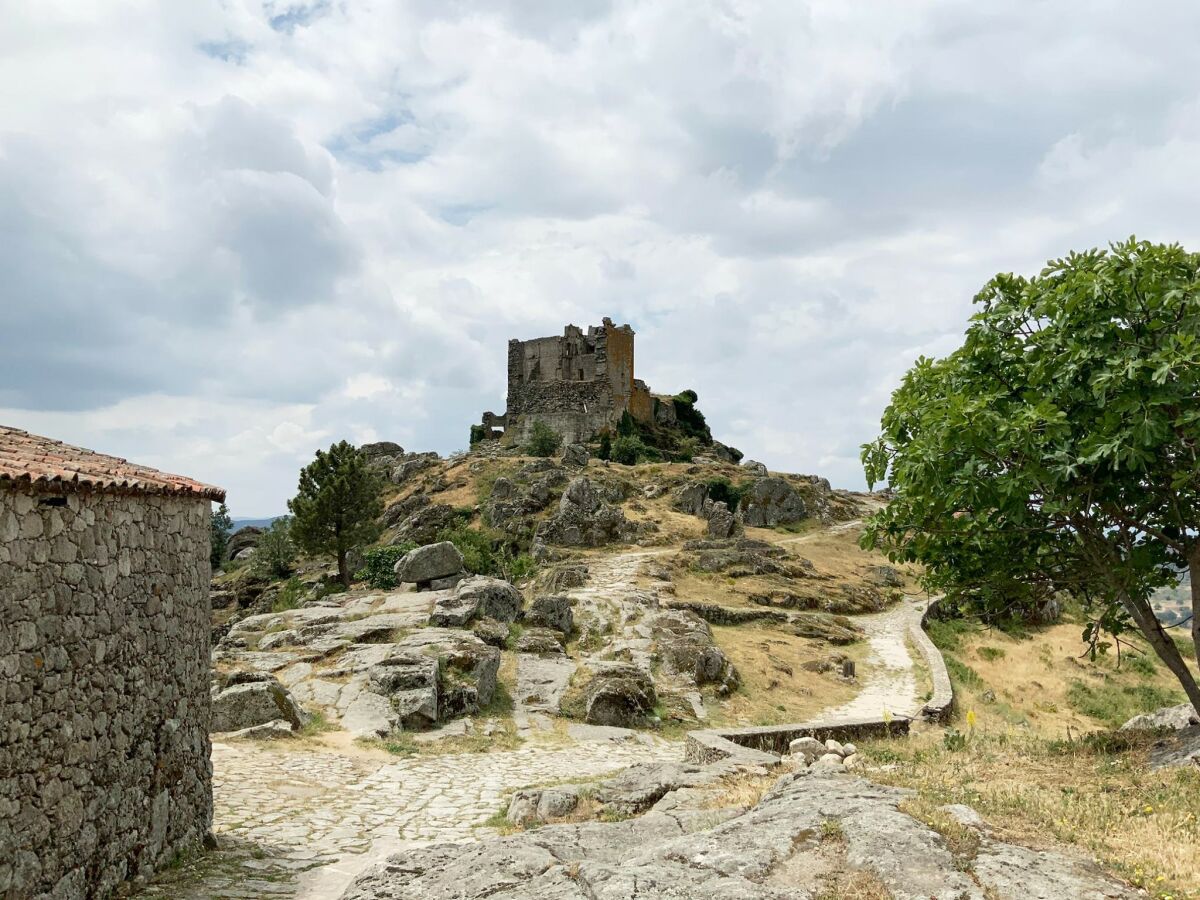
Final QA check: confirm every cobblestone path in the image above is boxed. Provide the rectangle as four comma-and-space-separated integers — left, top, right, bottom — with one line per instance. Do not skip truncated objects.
144, 735, 676, 899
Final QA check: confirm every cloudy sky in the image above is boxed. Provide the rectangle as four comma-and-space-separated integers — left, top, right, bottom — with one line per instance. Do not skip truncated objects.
3, 1, 1199, 515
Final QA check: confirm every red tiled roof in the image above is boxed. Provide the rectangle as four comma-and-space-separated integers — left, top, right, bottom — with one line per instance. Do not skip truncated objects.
0, 426, 225, 501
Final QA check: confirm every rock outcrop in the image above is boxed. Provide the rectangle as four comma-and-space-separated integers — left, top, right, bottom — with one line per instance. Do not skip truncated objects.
211, 675, 306, 733
579, 665, 657, 727
526, 594, 574, 636
739, 476, 807, 527
394, 541, 466, 590
390, 504, 462, 546
535, 477, 638, 549
430, 576, 522, 627
340, 768, 1139, 900
651, 609, 739, 694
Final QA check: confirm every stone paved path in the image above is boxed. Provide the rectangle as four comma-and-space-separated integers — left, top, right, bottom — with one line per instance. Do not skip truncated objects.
773, 517, 927, 721
146, 517, 928, 899
818, 599, 925, 722
144, 734, 676, 899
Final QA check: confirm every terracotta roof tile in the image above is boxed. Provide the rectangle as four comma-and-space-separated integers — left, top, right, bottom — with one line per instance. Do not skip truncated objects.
0, 425, 225, 501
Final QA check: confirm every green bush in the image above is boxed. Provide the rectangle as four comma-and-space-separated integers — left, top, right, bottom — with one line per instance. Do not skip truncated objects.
597, 432, 612, 461
254, 517, 296, 579
612, 435, 646, 465
1066, 680, 1184, 728
438, 525, 500, 575
271, 577, 305, 612
357, 544, 415, 589
671, 392, 711, 442
469, 424, 488, 445
501, 552, 537, 581
617, 410, 637, 436
526, 421, 562, 457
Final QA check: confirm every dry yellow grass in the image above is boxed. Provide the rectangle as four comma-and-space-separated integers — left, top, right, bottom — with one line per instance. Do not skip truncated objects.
860, 621, 1200, 899
707, 623, 859, 726
696, 771, 776, 810
812, 869, 894, 900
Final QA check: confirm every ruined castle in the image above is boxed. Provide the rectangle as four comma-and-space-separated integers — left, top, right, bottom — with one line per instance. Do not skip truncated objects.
478, 317, 674, 444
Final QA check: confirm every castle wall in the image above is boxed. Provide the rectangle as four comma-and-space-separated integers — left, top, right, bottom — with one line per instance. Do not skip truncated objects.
602, 321, 636, 416
629, 379, 655, 423
497, 318, 651, 444
506, 380, 613, 444
0, 486, 213, 898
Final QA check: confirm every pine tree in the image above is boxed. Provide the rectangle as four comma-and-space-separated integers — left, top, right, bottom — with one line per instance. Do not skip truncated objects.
210, 502, 233, 569
288, 441, 384, 588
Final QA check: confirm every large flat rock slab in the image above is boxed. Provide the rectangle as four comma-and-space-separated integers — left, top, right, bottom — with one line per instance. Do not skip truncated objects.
339, 770, 1139, 900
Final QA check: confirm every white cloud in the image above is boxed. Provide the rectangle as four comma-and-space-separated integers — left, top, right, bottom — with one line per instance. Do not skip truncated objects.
4, 0, 1200, 513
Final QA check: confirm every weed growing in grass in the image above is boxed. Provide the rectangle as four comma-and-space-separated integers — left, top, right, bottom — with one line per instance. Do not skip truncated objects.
1124, 652, 1157, 677
297, 711, 337, 738
819, 818, 845, 842
925, 617, 972, 652
943, 656, 984, 689
976, 646, 1006, 662
270, 578, 305, 612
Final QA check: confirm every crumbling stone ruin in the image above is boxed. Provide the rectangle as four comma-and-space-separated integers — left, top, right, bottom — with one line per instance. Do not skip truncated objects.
0, 426, 221, 897
477, 317, 674, 444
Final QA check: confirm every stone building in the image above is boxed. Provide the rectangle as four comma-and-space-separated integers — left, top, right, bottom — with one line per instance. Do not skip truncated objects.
478, 317, 669, 444
0, 426, 223, 898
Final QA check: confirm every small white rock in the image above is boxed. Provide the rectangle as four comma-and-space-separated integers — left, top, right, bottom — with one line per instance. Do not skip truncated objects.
824, 739, 845, 756
815, 752, 844, 767
843, 754, 860, 770
841, 742, 857, 757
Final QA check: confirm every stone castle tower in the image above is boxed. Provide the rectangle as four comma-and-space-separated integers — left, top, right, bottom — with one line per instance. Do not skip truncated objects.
478, 317, 662, 444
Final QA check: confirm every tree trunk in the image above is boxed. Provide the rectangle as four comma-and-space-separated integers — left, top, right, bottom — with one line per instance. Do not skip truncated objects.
1120, 590, 1200, 719
1190, 541, 1200, 686
338, 546, 350, 589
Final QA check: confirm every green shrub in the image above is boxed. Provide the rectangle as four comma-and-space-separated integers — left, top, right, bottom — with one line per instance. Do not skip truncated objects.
357, 544, 415, 589
943, 728, 968, 752
438, 525, 500, 575
597, 432, 612, 461
526, 421, 562, 457
977, 646, 1006, 662
944, 656, 984, 690
501, 552, 537, 581
671, 391, 711, 442
1124, 653, 1157, 677
469, 424, 488, 445
1066, 680, 1184, 728
271, 577, 305, 612
617, 410, 637, 437
925, 617, 972, 652
612, 435, 646, 465
254, 517, 296, 579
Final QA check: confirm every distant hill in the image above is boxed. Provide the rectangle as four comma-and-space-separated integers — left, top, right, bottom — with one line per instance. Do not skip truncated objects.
231, 516, 283, 531
1152, 569, 1192, 626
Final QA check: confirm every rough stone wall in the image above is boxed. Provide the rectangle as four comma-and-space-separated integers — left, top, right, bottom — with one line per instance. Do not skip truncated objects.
628, 379, 655, 423
0, 486, 212, 898
602, 321, 636, 416
500, 318, 656, 444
